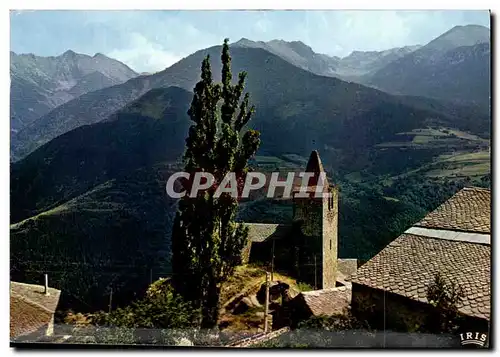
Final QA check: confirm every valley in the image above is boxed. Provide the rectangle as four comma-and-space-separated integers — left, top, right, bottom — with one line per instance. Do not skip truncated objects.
10, 22, 491, 323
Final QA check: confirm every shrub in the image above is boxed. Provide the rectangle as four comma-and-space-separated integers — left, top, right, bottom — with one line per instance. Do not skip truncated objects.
297, 312, 369, 331
88, 280, 200, 345
425, 272, 465, 333
296, 282, 313, 292
255, 312, 372, 348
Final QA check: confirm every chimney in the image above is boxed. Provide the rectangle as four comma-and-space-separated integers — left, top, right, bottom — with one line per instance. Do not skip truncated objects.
44, 274, 50, 295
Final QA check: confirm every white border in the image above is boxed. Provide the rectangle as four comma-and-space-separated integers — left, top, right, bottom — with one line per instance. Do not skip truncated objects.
3, 1, 497, 10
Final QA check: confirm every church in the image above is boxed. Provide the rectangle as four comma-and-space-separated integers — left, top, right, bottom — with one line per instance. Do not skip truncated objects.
241, 150, 356, 289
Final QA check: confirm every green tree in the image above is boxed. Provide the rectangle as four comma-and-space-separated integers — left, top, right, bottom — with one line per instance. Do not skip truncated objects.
89, 279, 200, 344
426, 272, 465, 333
171, 38, 261, 328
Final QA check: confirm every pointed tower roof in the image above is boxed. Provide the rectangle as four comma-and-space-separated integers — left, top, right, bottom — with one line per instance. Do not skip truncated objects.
305, 150, 325, 174
293, 150, 330, 194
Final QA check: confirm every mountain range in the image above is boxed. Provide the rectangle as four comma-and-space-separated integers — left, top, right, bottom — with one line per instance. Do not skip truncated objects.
366, 24, 490, 106
10, 24, 491, 310
232, 37, 421, 81
10, 25, 490, 161
10, 50, 138, 136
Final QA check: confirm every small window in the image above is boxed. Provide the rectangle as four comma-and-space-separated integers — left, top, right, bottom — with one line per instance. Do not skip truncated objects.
328, 196, 334, 210
330, 239, 332, 250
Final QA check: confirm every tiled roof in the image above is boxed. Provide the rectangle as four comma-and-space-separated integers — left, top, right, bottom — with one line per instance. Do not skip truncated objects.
297, 286, 351, 317
10, 295, 53, 339
11, 282, 61, 311
10, 282, 61, 339
351, 234, 490, 320
244, 223, 291, 243
415, 187, 490, 233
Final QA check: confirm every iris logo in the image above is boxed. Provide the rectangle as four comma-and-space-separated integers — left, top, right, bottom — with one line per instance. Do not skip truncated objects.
460, 332, 488, 347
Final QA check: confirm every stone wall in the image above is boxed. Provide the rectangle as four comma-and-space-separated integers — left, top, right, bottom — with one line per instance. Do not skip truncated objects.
351, 283, 490, 333
293, 196, 323, 288
322, 186, 338, 289
291, 186, 339, 290
293, 196, 323, 237
351, 283, 429, 331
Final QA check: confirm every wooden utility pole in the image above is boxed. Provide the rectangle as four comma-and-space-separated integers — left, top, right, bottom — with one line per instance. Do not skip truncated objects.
44, 274, 49, 295
264, 272, 270, 333
108, 288, 113, 313
314, 255, 317, 290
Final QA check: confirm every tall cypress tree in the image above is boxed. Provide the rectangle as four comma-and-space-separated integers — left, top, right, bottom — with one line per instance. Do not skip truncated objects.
171, 39, 260, 328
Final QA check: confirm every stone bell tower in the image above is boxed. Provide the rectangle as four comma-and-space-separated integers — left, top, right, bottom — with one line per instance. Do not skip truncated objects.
292, 151, 338, 289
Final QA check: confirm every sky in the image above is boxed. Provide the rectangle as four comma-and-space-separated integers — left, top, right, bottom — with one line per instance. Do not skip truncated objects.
10, 10, 490, 73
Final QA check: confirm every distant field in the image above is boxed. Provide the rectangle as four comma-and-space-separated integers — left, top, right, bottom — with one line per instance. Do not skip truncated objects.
371, 148, 490, 187
253, 155, 284, 164
438, 151, 490, 163
426, 150, 490, 178
253, 141, 490, 190
446, 129, 490, 142
383, 196, 400, 202
363, 124, 490, 185
426, 163, 490, 179
376, 127, 489, 149
252, 155, 306, 171
281, 154, 308, 165
410, 127, 449, 144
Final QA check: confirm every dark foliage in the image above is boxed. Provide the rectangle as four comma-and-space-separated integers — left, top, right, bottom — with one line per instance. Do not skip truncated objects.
424, 272, 465, 333
171, 39, 261, 328
11, 167, 174, 311
88, 279, 199, 345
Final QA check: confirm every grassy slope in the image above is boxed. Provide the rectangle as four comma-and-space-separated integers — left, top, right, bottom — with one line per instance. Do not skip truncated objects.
10, 86, 191, 224
219, 265, 305, 333
10, 87, 190, 312
10, 166, 176, 311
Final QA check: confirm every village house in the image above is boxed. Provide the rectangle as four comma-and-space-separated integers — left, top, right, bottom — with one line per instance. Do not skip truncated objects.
350, 187, 491, 332
241, 151, 357, 290
238, 151, 360, 329
278, 285, 352, 328
238, 152, 491, 334
10, 279, 61, 342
